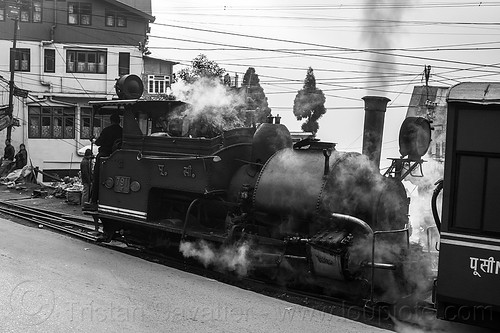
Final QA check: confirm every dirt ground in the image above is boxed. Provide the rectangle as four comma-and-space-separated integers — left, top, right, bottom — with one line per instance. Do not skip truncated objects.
0, 182, 93, 222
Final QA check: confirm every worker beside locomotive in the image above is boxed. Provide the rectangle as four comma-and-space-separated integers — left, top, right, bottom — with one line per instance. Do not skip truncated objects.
85, 113, 123, 211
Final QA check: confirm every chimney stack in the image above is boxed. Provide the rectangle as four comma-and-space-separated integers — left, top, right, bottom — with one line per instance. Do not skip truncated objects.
362, 96, 390, 169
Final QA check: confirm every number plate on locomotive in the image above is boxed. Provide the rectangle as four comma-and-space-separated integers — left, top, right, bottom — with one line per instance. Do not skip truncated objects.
114, 176, 130, 193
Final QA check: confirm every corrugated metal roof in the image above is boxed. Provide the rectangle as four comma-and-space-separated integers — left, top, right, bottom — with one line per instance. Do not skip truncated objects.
447, 82, 500, 104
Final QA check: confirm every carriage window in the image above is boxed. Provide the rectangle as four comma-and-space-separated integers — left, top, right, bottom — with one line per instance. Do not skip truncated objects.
483, 158, 500, 233
453, 155, 500, 234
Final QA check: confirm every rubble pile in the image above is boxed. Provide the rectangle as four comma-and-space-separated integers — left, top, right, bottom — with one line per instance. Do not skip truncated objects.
0, 167, 84, 205
0, 165, 37, 188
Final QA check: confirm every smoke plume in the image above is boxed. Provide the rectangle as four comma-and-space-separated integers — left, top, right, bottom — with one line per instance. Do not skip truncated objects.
362, 0, 407, 95
179, 240, 252, 277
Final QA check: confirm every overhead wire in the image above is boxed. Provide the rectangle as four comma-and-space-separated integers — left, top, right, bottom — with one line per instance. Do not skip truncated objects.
3, 2, 499, 112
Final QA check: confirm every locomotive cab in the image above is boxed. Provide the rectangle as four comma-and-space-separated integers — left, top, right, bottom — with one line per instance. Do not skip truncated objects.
88, 75, 256, 241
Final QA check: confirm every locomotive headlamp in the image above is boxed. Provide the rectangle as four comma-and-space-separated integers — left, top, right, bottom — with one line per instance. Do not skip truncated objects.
115, 74, 144, 99
130, 181, 141, 192
104, 177, 114, 189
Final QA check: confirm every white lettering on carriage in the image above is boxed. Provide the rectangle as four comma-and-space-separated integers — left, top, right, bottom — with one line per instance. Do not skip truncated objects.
470, 256, 500, 278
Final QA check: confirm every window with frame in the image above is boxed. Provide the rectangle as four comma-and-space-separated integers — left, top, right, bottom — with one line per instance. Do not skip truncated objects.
116, 13, 126, 27
28, 106, 75, 139
32, 1, 42, 22
104, 10, 126, 27
80, 107, 110, 140
118, 52, 130, 76
104, 9, 114, 26
66, 50, 106, 73
44, 49, 55, 73
68, 2, 91, 25
19, 0, 42, 23
148, 75, 170, 94
0, 2, 5, 21
11, 48, 30, 72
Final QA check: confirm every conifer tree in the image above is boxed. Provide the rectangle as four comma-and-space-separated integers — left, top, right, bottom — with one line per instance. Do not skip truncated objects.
241, 67, 271, 124
293, 67, 326, 134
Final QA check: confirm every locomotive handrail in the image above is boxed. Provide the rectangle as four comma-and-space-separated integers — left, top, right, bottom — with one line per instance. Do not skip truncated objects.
181, 198, 200, 240
369, 227, 410, 303
431, 179, 443, 232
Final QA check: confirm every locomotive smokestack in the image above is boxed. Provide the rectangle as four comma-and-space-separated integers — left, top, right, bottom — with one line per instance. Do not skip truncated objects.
362, 96, 390, 169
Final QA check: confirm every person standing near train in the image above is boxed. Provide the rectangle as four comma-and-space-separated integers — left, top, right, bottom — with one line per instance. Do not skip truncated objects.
80, 148, 93, 206
85, 113, 122, 211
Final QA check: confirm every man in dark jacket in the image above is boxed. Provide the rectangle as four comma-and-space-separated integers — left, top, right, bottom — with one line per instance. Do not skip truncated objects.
0, 139, 15, 177
95, 113, 123, 156
86, 113, 122, 210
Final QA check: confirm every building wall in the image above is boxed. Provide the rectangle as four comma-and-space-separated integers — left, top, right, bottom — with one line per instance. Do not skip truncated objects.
405, 85, 449, 162
0, 0, 151, 46
0, 0, 155, 180
0, 39, 145, 175
0, 40, 144, 95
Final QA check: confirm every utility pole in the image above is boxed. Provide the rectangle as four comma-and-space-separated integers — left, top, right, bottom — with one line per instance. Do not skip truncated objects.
7, 2, 20, 142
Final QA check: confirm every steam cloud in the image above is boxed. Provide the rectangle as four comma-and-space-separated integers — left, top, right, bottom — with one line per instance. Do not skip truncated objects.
405, 156, 444, 248
179, 240, 251, 277
171, 77, 246, 132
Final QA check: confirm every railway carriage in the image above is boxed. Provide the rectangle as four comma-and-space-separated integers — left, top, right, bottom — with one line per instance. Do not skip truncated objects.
435, 83, 500, 328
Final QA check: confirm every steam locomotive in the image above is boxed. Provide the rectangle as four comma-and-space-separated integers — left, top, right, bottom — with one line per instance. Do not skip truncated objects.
87, 75, 434, 306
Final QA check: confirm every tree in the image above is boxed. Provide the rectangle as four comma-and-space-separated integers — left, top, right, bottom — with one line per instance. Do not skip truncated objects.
177, 54, 226, 84
241, 67, 271, 124
293, 67, 326, 135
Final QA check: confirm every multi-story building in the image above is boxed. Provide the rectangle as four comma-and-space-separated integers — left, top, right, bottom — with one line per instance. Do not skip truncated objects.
405, 85, 449, 163
0, 0, 175, 180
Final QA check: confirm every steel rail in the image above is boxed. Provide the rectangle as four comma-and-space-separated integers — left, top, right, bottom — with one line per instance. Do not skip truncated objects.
0, 202, 98, 241
3, 200, 95, 226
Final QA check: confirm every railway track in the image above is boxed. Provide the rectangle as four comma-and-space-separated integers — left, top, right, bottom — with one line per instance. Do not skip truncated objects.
0, 199, 439, 332
0, 200, 99, 241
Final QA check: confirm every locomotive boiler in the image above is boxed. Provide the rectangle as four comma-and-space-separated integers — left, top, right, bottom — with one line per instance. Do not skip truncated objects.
88, 75, 432, 303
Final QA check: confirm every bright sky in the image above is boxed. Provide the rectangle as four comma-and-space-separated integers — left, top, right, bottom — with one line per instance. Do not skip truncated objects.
148, 0, 500, 163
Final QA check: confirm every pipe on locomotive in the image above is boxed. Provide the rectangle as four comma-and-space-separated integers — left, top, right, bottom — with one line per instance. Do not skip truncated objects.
362, 96, 390, 170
